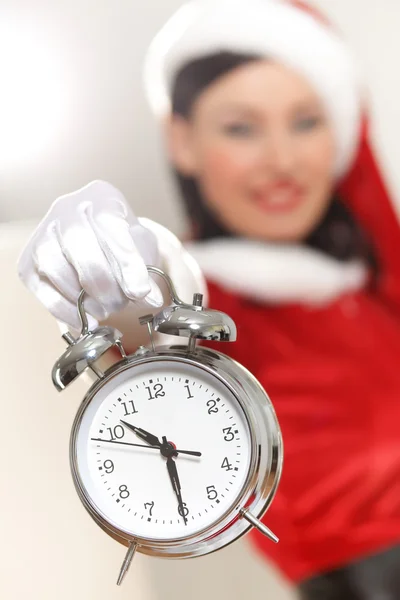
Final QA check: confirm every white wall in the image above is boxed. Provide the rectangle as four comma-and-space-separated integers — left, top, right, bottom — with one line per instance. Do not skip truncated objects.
0, 0, 184, 232
1, 0, 400, 236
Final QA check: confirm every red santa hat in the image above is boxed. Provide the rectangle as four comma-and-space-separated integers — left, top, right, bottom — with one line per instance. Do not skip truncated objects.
143, 0, 364, 179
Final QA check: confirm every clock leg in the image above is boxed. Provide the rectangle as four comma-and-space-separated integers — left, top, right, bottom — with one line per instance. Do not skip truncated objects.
117, 541, 138, 586
241, 509, 279, 543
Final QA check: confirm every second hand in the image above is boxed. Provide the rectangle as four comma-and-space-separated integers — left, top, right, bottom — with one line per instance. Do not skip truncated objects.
91, 438, 202, 457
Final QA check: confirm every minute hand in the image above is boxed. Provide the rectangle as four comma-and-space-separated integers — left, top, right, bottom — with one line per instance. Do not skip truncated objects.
120, 420, 161, 447
166, 455, 187, 526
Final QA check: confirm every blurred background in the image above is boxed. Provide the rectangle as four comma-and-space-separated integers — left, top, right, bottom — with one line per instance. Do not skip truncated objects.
1, 1, 400, 599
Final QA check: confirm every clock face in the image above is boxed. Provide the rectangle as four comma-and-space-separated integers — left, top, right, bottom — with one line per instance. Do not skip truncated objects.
74, 359, 252, 540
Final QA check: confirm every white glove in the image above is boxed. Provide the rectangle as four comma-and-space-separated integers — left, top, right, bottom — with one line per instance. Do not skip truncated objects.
17, 180, 165, 332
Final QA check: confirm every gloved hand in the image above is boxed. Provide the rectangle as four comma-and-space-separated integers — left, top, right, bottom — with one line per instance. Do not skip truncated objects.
17, 180, 165, 332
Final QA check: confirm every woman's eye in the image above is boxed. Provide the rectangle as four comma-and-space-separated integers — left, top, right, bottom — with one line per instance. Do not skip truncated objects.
222, 123, 256, 137
293, 116, 322, 132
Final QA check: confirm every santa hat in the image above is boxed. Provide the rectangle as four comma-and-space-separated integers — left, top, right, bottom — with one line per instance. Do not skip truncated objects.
143, 0, 364, 178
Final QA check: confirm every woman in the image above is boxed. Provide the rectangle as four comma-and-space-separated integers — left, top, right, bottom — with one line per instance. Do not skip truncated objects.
18, 0, 400, 597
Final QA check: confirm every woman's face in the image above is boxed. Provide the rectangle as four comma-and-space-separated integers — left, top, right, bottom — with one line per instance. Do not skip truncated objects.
168, 60, 336, 242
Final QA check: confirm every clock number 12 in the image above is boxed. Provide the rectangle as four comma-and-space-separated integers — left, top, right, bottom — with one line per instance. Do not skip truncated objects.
146, 384, 165, 400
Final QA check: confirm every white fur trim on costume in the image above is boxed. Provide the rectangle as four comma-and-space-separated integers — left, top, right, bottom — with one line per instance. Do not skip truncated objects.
144, 0, 363, 177
184, 238, 368, 306
136, 220, 368, 307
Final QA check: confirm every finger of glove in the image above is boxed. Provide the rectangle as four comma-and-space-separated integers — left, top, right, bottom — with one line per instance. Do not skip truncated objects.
88, 205, 163, 306
129, 222, 160, 266
81, 180, 140, 228
81, 182, 163, 306
24, 268, 98, 331
56, 201, 128, 317
30, 220, 109, 322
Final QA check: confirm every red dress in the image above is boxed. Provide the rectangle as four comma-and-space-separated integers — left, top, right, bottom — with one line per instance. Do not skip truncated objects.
204, 128, 400, 582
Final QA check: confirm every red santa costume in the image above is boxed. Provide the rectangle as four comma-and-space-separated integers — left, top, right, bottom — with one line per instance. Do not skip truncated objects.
143, 0, 400, 585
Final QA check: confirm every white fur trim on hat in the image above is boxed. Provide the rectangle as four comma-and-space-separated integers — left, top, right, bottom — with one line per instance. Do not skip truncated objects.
143, 0, 363, 178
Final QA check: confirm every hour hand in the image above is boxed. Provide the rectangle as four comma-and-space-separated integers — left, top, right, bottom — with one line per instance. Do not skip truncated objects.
120, 420, 161, 447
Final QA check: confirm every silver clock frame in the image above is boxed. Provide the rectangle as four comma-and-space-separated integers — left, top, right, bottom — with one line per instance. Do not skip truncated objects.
70, 344, 283, 560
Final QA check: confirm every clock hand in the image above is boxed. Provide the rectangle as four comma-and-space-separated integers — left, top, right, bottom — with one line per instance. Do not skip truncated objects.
166, 457, 187, 526
91, 438, 158, 450
163, 436, 188, 526
120, 420, 161, 447
91, 438, 201, 456
167, 448, 201, 457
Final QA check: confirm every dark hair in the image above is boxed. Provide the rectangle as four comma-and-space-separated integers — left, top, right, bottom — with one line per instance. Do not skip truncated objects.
171, 51, 377, 268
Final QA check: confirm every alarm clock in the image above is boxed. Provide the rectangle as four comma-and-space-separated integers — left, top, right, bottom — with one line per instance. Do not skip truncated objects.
52, 267, 283, 585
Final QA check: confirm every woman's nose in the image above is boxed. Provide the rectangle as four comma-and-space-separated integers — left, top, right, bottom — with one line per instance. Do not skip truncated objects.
262, 133, 297, 175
